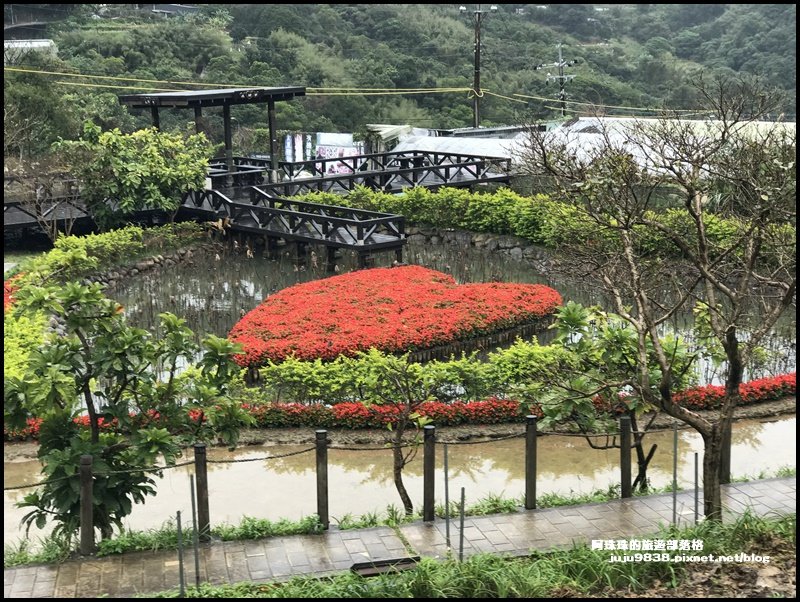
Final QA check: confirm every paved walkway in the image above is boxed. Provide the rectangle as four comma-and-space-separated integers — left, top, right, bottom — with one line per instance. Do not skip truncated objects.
4, 478, 795, 598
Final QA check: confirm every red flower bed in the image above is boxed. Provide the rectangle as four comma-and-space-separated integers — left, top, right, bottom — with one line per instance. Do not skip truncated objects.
5, 374, 794, 441
591, 373, 797, 414
229, 266, 562, 367
4, 274, 22, 312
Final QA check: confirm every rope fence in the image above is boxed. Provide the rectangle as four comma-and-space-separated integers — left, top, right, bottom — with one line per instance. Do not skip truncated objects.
8, 414, 684, 557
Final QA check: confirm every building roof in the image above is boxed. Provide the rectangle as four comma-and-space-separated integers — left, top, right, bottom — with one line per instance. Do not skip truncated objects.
392, 135, 524, 161
118, 87, 306, 108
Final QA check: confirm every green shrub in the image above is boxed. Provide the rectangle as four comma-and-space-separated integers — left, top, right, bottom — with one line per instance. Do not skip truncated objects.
3, 310, 47, 380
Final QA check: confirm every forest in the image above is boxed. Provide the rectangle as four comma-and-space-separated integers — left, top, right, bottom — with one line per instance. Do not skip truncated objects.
4, 3, 796, 159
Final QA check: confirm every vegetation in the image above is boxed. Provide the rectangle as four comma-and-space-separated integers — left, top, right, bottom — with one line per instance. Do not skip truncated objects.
229, 265, 561, 366
5, 372, 794, 441
3, 5, 796, 167
52, 122, 212, 228
3, 281, 252, 542
516, 75, 797, 520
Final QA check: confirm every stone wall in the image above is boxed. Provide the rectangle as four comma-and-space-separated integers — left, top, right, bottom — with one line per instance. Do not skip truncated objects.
406, 225, 555, 274
90, 242, 220, 291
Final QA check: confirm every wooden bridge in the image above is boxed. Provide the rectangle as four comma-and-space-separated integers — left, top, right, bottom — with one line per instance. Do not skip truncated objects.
182, 188, 406, 268
4, 149, 511, 266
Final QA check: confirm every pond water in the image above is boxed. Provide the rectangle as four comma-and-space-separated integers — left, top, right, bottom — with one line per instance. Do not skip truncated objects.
3, 416, 795, 548
4, 236, 794, 549
110, 239, 796, 383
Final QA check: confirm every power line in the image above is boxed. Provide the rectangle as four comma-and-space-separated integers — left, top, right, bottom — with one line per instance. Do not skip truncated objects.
3, 65, 717, 118
3, 66, 472, 94
534, 43, 577, 117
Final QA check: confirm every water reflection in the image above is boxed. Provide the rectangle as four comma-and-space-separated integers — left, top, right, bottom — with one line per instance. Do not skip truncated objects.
4, 416, 795, 547
111, 241, 796, 382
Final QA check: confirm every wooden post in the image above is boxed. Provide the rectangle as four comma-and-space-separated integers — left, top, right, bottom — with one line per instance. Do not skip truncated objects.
194, 444, 211, 541
194, 106, 203, 135
620, 416, 632, 499
223, 104, 234, 179
524, 415, 537, 509
326, 246, 337, 272
79, 455, 95, 555
150, 106, 160, 130
268, 99, 278, 184
423, 425, 436, 522
316, 430, 329, 530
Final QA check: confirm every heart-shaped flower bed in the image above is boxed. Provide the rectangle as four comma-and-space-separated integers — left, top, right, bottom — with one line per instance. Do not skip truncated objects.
229, 265, 562, 367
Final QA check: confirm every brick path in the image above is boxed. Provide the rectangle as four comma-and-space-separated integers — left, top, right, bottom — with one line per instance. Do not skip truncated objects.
4, 477, 795, 598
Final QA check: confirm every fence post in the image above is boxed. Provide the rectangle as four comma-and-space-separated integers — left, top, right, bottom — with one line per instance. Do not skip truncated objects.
194, 444, 211, 542
525, 415, 538, 509
79, 454, 95, 555
423, 425, 436, 522
620, 416, 632, 498
316, 430, 329, 530
176, 510, 186, 598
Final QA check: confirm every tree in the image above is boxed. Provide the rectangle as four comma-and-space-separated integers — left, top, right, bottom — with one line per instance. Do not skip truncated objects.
355, 350, 438, 516
542, 301, 695, 492
54, 122, 212, 229
4, 154, 82, 243
4, 281, 252, 541
515, 75, 796, 519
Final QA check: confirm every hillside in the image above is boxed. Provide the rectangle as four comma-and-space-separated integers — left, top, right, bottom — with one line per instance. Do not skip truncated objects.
3, 3, 796, 158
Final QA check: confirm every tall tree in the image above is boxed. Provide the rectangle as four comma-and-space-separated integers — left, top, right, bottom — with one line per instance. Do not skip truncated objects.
4, 281, 251, 541
54, 122, 212, 229
515, 75, 796, 519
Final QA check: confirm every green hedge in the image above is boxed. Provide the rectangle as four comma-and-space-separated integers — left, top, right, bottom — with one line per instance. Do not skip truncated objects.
15, 223, 206, 289
232, 340, 575, 406
299, 186, 794, 264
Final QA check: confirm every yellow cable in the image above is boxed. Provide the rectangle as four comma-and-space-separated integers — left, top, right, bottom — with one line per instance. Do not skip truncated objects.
482, 90, 529, 105
513, 91, 697, 114
5, 66, 474, 94
53, 81, 183, 92
5, 66, 230, 88
308, 89, 471, 96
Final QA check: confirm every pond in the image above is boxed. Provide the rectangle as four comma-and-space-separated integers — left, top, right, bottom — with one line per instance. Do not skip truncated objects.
110, 239, 797, 383
3, 416, 795, 548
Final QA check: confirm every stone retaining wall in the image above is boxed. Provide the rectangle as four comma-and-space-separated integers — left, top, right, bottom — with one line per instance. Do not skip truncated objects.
90, 242, 221, 291
406, 225, 555, 273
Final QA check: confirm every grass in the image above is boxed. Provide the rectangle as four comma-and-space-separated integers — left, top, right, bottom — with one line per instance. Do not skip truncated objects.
3, 250, 46, 277
141, 511, 796, 598
3, 535, 74, 568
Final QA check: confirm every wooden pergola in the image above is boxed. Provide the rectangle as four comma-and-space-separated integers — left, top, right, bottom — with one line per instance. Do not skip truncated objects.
118, 86, 306, 182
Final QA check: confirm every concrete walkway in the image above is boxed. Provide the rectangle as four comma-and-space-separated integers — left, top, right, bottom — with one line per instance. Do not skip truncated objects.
4, 478, 795, 598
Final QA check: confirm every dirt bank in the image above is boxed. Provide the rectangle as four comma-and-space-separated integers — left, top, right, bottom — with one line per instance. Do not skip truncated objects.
4, 397, 795, 462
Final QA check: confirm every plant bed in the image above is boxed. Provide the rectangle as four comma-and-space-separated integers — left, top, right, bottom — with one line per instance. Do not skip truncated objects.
229, 265, 562, 367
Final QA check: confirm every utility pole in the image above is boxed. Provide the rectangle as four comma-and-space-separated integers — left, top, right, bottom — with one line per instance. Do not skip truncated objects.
460, 4, 497, 128
535, 43, 577, 117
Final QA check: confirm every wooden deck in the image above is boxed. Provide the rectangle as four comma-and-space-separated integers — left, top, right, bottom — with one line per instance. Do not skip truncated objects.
4, 149, 509, 265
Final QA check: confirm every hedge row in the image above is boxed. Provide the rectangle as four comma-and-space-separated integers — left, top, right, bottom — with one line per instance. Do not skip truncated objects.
297, 186, 793, 261
6, 373, 794, 441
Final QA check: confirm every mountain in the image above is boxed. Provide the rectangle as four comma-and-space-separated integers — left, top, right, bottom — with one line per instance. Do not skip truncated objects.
4, 3, 795, 158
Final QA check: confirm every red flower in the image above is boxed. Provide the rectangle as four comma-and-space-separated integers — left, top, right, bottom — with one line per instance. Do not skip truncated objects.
229, 266, 562, 367
4, 274, 23, 312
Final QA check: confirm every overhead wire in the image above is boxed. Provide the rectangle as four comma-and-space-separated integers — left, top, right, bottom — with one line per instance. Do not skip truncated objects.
6, 65, 712, 117
3, 66, 473, 94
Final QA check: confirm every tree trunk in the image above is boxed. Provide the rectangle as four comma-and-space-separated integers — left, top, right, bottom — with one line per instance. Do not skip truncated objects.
720, 330, 744, 485
702, 426, 723, 520
719, 423, 732, 484
392, 427, 413, 515
630, 413, 654, 492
